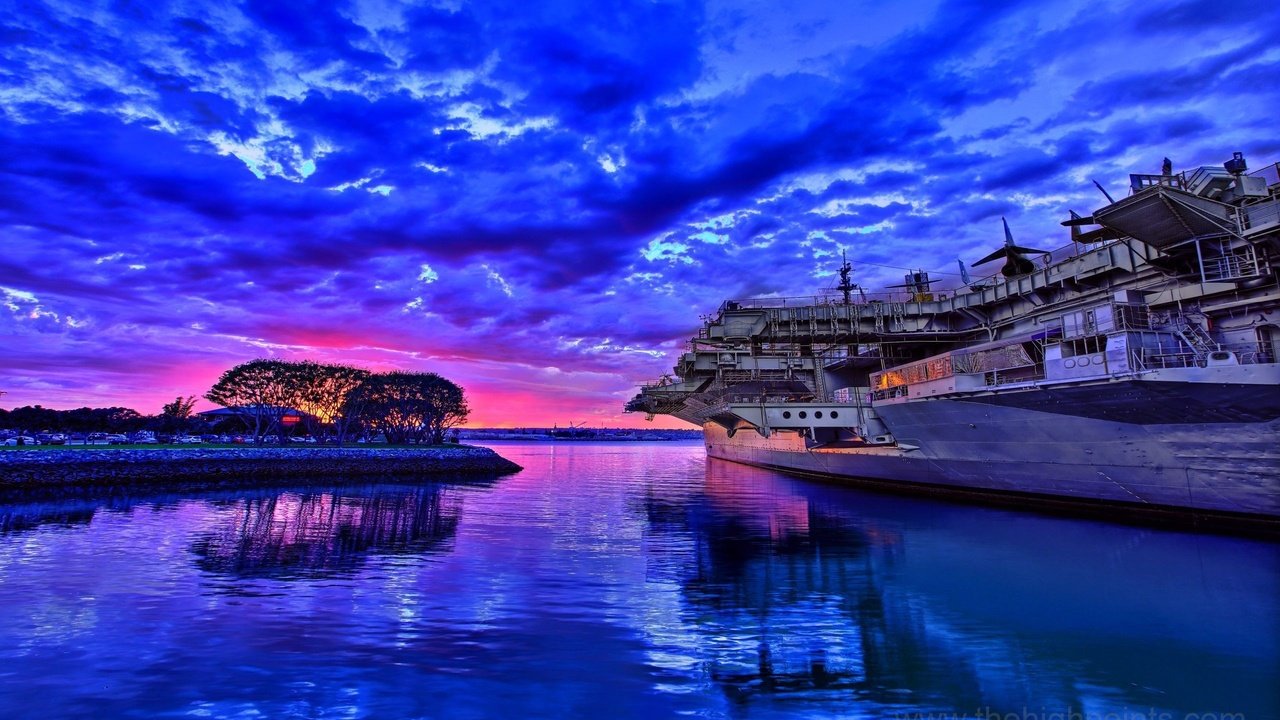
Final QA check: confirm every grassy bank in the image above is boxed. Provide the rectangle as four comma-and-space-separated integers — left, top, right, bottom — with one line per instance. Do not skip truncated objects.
0, 445, 523, 500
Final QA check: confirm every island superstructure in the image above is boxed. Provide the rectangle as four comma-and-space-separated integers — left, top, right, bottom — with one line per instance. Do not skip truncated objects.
627, 152, 1280, 529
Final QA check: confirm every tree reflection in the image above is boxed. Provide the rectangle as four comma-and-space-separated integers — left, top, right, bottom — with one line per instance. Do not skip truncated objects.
190, 485, 461, 580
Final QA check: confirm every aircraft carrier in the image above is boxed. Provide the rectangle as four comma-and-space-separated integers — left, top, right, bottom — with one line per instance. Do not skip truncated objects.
627, 152, 1280, 532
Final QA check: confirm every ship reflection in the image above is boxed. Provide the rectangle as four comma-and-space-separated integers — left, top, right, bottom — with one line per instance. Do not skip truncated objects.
190, 484, 461, 580
644, 458, 1279, 715
648, 460, 1030, 712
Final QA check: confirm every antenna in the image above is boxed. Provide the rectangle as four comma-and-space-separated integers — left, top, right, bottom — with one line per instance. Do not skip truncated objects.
1092, 179, 1116, 204
837, 250, 855, 305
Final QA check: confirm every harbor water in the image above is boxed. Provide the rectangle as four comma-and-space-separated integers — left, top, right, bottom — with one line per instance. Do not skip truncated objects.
0, 441, 1276, 719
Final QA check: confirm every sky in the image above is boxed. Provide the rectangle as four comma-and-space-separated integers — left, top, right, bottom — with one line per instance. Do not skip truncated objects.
1, 0, 1278, 428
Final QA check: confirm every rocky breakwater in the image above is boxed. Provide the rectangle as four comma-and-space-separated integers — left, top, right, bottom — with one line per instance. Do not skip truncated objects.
0, 446, 523, 499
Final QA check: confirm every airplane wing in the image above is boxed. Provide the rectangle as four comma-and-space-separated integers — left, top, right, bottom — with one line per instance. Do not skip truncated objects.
973, 248, 1008, 265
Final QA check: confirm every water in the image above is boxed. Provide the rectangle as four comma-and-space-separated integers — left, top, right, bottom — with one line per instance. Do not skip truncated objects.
0, 441, 1276, 719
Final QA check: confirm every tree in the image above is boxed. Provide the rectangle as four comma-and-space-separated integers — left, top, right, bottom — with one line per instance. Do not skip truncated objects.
8, 405, 58, 432
160, 395, 198, 434
423, 376, 469, 444
205, 360, 296, 445
356, 371, 469, 445
291, 362, 370, 445
355, 372, 425, 444
0, 405, 146, 434
103, 407, 145, 433
204, 360, 470, 447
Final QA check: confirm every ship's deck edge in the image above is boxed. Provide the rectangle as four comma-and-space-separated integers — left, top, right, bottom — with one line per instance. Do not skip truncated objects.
710, 454, 1280, 540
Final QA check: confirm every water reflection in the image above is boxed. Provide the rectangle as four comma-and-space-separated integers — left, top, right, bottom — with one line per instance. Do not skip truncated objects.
0, 481, 472, 581
0, 443, 1274, 719
190, 485, 462, 580
647, 457, 1280, 717
0, 500, 97, 535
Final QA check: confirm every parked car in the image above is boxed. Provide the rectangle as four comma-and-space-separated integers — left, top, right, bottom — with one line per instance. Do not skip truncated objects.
176, 435, 203, 444
3, 436, 39, 446
105, 434, 128, 444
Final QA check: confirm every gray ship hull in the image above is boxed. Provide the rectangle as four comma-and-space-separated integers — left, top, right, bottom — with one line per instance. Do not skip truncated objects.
704, 390, 1280, 531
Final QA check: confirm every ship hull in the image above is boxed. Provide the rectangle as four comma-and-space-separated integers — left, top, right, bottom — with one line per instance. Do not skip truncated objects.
704, 393, 1280, 533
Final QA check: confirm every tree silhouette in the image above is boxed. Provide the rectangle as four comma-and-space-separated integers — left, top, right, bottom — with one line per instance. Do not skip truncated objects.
205, 360, 295, 445
160, 395, 198, 434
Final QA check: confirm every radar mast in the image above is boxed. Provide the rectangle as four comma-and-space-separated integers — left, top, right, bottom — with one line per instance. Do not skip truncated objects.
837, 250, 855, 305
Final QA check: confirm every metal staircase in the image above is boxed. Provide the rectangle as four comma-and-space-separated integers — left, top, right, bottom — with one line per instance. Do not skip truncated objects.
1171, 314, 1218, 360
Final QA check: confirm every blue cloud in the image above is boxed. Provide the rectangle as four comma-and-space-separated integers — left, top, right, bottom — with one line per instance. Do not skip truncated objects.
1, 0, 1277, 424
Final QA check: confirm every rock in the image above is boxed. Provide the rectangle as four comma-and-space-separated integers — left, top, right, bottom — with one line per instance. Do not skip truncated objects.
0, 446, 523, 499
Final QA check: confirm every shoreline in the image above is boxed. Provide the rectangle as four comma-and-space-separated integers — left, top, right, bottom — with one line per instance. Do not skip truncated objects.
0, 445, 523, 500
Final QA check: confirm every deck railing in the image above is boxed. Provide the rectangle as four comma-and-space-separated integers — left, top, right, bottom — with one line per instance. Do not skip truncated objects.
1131, 342, 1275, 371
1249, 161, 1280, 189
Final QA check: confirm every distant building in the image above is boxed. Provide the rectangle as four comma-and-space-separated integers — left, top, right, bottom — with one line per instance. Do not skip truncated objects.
197, 405, 313, 428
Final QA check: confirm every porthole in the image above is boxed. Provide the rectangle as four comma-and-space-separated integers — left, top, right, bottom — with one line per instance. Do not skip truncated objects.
782, 411, 791, 419
815, 411, 824, 419
830, 411, 839, 419
799, 411, 808, 419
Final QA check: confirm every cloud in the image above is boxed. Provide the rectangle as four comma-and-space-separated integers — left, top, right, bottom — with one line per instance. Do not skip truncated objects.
0, 0, 1276, 426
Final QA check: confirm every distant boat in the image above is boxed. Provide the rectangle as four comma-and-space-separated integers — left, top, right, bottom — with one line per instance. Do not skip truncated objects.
551, 422, 596, 440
